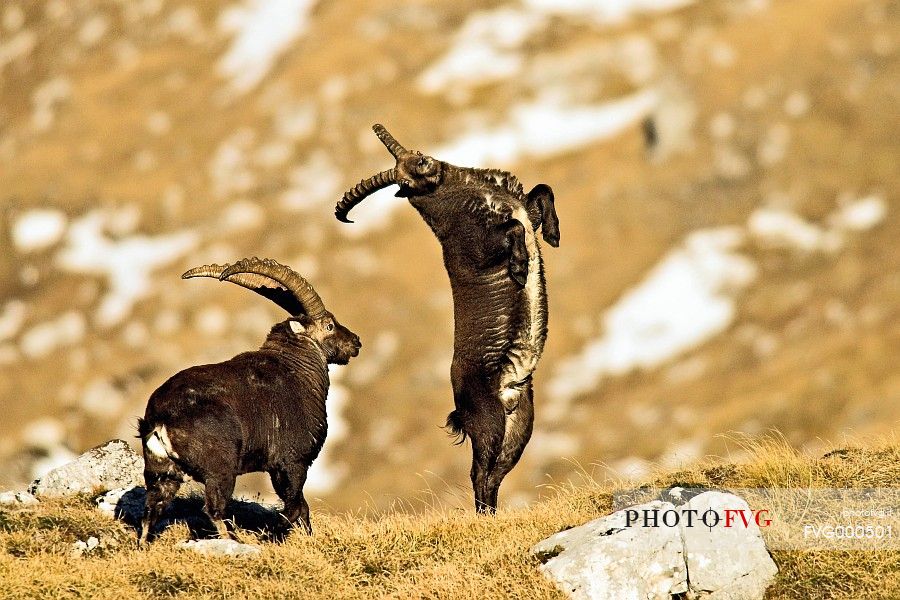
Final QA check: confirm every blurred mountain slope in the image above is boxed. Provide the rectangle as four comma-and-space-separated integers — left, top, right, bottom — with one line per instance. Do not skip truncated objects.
0, 0, 896, 511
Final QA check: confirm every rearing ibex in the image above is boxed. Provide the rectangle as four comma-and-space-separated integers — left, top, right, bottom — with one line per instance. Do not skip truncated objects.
335, 125, 559, 513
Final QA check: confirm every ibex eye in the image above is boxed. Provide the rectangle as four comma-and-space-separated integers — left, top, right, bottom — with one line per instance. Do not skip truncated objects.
326, 323, 334, 332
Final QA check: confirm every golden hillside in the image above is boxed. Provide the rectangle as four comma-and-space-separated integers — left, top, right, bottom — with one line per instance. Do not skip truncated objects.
0, 0, 897, 512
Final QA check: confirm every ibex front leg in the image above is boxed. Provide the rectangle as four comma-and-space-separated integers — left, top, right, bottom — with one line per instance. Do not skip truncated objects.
500, 219, 528, 287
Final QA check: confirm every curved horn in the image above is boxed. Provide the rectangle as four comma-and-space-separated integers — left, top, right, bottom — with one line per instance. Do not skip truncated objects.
373, 123, 407, 159
182, 258, 325, 318
334, 168, 396, 223
220, 258, 327, 318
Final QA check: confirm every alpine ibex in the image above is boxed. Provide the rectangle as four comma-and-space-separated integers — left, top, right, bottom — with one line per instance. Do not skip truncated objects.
138, 258, 361, 544
335, 125, 559, 512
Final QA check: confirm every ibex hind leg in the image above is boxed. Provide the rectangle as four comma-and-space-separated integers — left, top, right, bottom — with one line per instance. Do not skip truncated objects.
202, 473, 236, 539
484, 384, 535, 511
465, 398, 508, 514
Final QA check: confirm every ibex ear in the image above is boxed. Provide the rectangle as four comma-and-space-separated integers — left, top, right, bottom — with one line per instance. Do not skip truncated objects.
289, 320, 306, 334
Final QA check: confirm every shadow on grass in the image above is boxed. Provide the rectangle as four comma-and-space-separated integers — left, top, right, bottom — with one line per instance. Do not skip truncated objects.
111, 487, 289, 542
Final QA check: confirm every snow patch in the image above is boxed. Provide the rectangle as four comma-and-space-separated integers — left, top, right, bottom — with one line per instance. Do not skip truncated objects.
435, 89, 659, 166
829, 195, 886, 231
55, 210, 199, 327
78, 14, 109, 48
547, 228, 756, 405
0, 300, 27, 341
219, 200, 266, 233
418, 1, 693, 97
749, 195, 887, 253
21, 417, 67, 449
523, 0, 696, 24
210, 128, 257, 198
281, 151, 343, 212
79, 378, 126, 420
19, 311, 87, 359
32, 77, 71, 132
0, 30, 36, 75
748, 208, 841, 253
417, 7, 544, 96
12, 209, 68, 253
218, 0, 318, 94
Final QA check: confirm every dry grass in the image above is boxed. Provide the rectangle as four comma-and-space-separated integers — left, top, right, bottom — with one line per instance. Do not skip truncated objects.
3, 436, 900, 598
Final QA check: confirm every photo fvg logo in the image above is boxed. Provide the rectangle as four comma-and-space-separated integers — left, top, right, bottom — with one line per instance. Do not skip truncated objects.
624, 507, 772, 529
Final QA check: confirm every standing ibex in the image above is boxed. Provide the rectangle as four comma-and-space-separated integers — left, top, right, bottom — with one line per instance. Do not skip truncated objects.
138, 258, 361, 544
335, 125, 559, 513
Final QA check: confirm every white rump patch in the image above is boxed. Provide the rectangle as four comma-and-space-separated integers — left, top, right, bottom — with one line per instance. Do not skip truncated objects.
145, 425, 179, 459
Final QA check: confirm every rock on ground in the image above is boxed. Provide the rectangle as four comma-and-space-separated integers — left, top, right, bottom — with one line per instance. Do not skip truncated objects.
532, 500, 686, 600
532, 491, 777, 600
31, 439, 143, 497
179, 539, 262, 558
680, 491, 778, 599
0, 490, 39, 506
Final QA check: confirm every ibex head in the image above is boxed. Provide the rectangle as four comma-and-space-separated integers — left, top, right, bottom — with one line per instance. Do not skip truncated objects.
335, 125, 444, 223
182, 257, 361, 364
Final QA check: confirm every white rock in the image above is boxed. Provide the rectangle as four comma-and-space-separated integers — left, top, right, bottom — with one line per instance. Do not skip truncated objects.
532, 491, 778, 600
679, 492, 778, 599
0, 490, 39, 506
532, 500, 686, 600
32, 439, 144, 497
72, 535, 101, 556
179, 539, 262, 559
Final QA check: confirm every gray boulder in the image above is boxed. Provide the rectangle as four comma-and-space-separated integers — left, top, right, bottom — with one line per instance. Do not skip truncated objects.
532, 491, 777, 600
31, 439, 144, 497
532, 500, 687, 600
680, 491, 778, 599
0, 490, 39, 506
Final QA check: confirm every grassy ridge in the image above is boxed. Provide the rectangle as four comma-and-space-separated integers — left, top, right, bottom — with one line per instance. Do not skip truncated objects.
2, 438, 900, 599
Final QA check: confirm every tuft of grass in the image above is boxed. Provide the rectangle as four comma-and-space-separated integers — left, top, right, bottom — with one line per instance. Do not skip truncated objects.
2, 436, 900, 598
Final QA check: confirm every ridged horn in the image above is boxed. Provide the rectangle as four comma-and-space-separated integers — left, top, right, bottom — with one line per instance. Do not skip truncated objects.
373, 123, 407, 158
182, 258, 326, 318
334, 168, 397, 223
